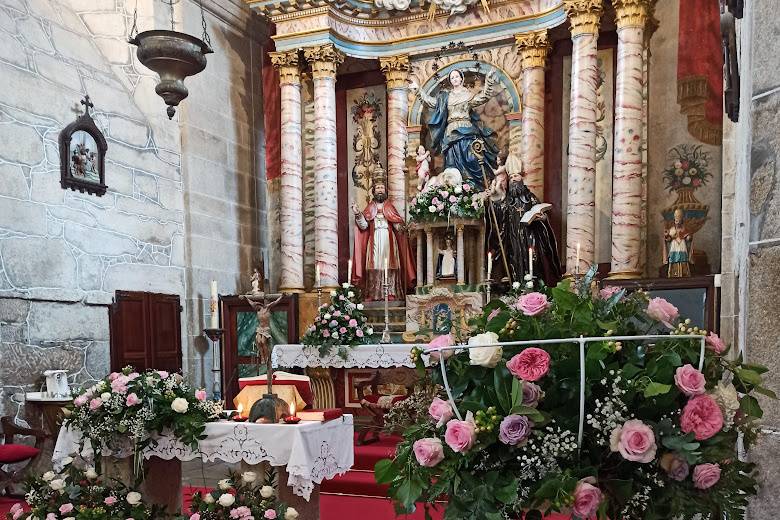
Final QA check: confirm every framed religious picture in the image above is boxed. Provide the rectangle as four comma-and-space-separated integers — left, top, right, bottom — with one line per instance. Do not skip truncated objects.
59, 95, 108, 196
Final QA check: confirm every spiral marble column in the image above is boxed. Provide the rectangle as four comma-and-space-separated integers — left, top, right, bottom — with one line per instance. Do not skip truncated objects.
270, 50, 304, 292
380, 55, 411, 218
515, 30, 550, 200
304, 44, 344, 289
609, 0, 651, 278
563, 0, 604, 275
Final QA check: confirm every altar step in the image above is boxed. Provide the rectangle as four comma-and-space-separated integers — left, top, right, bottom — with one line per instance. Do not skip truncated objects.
361, 302, 408, 343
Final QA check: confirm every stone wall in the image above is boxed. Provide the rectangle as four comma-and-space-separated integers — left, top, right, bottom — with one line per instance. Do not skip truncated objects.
0, 0, 267, 421
742, 1, 780, 517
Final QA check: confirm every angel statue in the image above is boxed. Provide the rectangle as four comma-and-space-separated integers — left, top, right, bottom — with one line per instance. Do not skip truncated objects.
411, 68, 500, 189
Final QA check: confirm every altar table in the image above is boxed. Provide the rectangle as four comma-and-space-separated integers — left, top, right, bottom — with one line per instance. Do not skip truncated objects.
53, 415, 354, 518
272, 343, 422, 369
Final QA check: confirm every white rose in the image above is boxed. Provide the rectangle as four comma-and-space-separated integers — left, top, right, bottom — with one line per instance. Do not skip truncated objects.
49, 479, 66, 491
85, 468, 98, 480
468, 332, 503, 368
203, 494, 215, 504
512, 281, 520, 289
367, 327, 374, 335
63, 517, 75, 520
217, 478, 232, 491
357, 304, 364, 310
285, 507, 299, 519
428, 205, 437, 213
171, 397, 189, 413
711, 381, 740, 428
324, 313, 331, 320
332, 332, 339, 339
241, 471, 257, 484
260, 485, 274, 499
145, 376, 156, 386
454, 186, 463, 194
342, 282, 350, 288
42, 471, 55, 482
126, 491, 142, 505
348, 291, 355, 298
100, 392, 111, 401
330, 290, 337, 296
217, 493, 236, 507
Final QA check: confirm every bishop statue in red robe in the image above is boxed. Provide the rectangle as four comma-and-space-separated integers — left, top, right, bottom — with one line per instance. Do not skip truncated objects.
351, 182, 416, 301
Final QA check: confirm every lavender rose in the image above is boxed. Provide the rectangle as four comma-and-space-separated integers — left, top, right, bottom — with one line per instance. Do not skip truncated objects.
521, 381, 545, 408
498, 414, 533, 446
659, 452, 690, 481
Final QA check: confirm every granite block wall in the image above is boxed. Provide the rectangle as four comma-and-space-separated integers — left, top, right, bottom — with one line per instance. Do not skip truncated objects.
0, 0, 268, 423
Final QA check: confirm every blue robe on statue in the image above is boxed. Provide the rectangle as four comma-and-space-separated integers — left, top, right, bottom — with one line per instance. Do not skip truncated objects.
426, 91, 499, 189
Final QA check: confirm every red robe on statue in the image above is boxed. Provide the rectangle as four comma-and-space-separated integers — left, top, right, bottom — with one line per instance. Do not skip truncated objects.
351, 200, 416, 301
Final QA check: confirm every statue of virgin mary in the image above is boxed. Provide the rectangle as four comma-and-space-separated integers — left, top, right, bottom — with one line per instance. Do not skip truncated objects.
413, 68, 500, 189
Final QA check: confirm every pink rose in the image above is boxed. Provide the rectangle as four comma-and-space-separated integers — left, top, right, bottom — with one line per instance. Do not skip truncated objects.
125, 393, 140, 406
646, 297, 679, 328
572, 478, 602, 519
46, 514, 56, 520
413, 438, 445, 467
425, 334, 454, 361
74, 395, 88, 407
109, 372, 121, 381
322, 330, 330, 337
127, 372, 140, 380
681, 394, 723, 440
10, 503, 24, 520
692, 463, 721, 489
705, 332, 727, 354
189, 514, 201, 520
449, 195, 457, 203
59, 503, 74, 514
432, 197, 440, 205
195, 389, 207, 402
463, 183, 471, 192
428, 397, 454, 427
111, 378, 128, 394
264, 510, 277, 519
89, 398, 103, 410
444, 413, 477, 453
507, 348, 551, 382
599, 286, 621, 300
104, 496, 118, 505
515, 292, 550, 317
674, 364, 706, 396
356, 329, 364, 337
339, 327, 347, 334
157, 370, 169, 379
348, 319, 358, 327
609, 419, 657, 463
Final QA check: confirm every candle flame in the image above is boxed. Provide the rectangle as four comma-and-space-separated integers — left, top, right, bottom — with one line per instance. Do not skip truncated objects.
237, 403, 244, 417
289, 401, 296, 416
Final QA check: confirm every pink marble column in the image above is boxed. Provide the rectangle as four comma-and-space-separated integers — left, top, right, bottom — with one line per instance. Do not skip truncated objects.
380, 55, 411, 218
609, 0, 651, 278
270, 50, 304, 292
515, 30, 550, 199
563, 0, 604, 275
304, 44, 344, 289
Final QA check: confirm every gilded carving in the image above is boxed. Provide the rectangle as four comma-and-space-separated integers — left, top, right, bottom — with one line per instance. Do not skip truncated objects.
303, 44, 345, 79
515, 30, 550, 70
379, 55, 411, 89
563, 0, 604, 36
612, 0, 653, 28
269, 50, 301, 85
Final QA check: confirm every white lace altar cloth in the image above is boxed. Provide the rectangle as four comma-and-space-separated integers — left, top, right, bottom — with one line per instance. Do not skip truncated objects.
272, 343, 422, 369
53, 415, 354, 501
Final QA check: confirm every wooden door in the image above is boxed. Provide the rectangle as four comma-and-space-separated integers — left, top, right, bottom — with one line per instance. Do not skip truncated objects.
110, 291, 183, 373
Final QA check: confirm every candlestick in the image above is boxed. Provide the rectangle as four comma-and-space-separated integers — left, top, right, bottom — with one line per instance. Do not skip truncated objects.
381, 277, 391, 344
383, 257, 388, 285
209, 280, 219, 329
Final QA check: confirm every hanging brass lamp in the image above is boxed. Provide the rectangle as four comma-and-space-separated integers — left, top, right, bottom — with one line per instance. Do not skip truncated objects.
129, 0, 213, 119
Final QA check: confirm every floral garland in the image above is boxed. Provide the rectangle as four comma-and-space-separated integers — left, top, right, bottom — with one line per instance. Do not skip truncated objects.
8, 462, 162, 520
181, 471, 298, 520
378, 274, 772, 519
409, 181, 483, 223
662, 144, 712, 192
302, 283, 374, 359
64, 367, 222, 458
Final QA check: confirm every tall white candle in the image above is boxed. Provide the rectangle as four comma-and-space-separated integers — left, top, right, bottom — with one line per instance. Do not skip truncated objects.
209, 280, 219, 329
528, 247, 534, 279
347, 258, 352, 286
383, 257, 388, 285
487, 252, 493, 280
315, 264, 321, 288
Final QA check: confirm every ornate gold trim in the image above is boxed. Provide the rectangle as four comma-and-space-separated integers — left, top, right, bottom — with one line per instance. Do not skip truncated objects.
613, 0, 653, 29
515, 29, 550, 70
269, 50, 302, 85
303, 44, 345, 79
563, 0, 603, 36
380, 55, 411, 89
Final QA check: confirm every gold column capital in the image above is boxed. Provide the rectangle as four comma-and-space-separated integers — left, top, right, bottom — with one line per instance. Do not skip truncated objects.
515, 30, 550, 70
269, 50, 301, 85
563, 0, 604, 36
303, 44, 345, 80
613, 0, 653, 28
379, 55, 411, 89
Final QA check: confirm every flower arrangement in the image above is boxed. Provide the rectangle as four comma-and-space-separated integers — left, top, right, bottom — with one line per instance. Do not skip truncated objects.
64, 367, 222, 458
181, 471, 298, 520
8, 462, 162, 520
302, 283, 374, 358
662, 144, 712, 192
377, 272, 772, 519
409, 180, 483, 223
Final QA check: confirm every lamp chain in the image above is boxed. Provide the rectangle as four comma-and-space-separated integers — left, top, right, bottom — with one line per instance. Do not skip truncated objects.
199, 0, 212, 49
